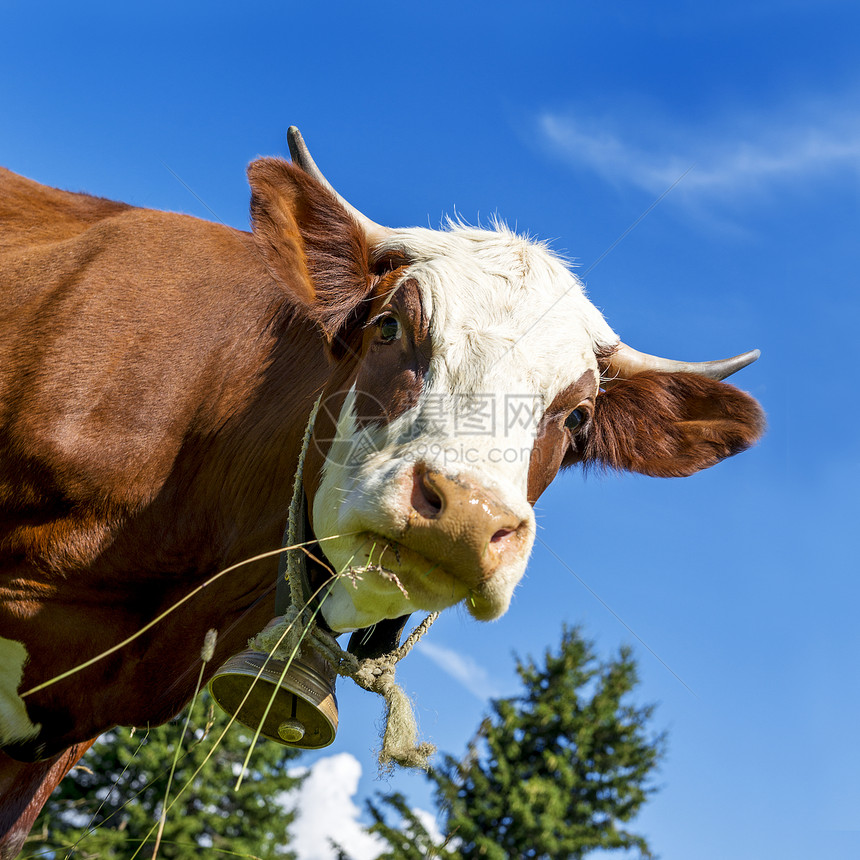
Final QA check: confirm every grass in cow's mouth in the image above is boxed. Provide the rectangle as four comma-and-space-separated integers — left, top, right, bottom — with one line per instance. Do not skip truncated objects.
376, 566, 410, 599
352, 532, 444, 592
347, 539, 411, 599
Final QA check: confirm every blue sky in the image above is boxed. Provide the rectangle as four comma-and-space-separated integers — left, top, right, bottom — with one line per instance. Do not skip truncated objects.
3, 1, 859, 858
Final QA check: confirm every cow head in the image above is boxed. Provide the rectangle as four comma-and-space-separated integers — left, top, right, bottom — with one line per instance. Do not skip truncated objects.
248, 129, 764, 634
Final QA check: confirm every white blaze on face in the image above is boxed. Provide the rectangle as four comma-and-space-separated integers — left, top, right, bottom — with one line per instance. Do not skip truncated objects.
313, 225, 617, 632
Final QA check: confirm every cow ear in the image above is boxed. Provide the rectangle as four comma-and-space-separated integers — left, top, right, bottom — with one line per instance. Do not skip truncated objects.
248, 157, 373, 341
567, 371, 765, 477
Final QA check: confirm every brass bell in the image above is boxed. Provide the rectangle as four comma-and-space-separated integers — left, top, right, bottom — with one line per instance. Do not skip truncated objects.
208, 647, 338, 749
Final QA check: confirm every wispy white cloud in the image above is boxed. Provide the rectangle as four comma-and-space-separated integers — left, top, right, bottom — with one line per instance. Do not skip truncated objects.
538, 98, 860, 204
418, 640, 502, 701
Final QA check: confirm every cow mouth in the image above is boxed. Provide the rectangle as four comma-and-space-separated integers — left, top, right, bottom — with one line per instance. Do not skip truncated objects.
347, 531, 471, 609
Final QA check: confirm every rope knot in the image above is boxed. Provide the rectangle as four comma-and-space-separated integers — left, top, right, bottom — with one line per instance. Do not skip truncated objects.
352, 656, 436, 772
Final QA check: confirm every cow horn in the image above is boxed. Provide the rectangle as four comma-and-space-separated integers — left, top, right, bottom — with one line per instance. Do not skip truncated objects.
287, 126, 391, 247
602, 343, 760, 388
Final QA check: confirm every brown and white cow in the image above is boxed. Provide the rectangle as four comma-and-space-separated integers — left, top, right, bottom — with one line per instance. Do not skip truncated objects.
0, 128, 764, 856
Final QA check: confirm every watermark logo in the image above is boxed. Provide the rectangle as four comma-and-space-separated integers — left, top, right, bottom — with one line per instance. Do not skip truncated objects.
312, 390, 394, 468
314, 390, 546, 469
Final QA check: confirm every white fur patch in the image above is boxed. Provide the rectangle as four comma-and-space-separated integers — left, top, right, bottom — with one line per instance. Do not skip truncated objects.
0, 637, 41, 746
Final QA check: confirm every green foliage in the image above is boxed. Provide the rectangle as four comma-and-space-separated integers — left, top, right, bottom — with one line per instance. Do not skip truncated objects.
358, 627, 665, 860
358, 793, 457, 860
24, 691, 304, 860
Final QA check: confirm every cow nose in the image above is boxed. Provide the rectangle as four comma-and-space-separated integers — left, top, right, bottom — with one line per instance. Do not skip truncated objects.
407, 464, 529, 585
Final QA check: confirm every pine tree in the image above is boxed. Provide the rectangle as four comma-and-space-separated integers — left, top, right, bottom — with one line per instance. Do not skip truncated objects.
358, 792, 458, 860
357, 627, 665, 860
24, 690, 305, 860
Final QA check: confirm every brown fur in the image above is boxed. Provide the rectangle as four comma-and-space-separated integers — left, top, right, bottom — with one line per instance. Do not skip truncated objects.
528, 369, 597, 503
0, 742, 94, 860
566, 371, 766, 477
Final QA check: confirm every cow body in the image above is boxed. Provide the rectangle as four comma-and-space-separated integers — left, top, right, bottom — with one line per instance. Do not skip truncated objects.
0, 146, 764, 856
1, 167, 325, 748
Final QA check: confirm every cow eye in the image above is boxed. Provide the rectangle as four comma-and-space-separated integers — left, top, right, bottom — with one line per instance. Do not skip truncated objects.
378, 314, 402, 343
565, 408, 585, 432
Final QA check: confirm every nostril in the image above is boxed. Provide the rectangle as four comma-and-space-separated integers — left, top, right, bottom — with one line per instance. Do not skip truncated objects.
490, 517, 528, 550
411, 464, 444, 519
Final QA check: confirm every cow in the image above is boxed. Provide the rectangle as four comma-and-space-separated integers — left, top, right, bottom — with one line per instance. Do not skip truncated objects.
0, 127, 764, 857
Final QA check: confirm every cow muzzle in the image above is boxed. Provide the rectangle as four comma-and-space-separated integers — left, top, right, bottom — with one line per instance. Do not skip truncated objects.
409, 463, 528, 574
313, 455, 536, 629
361, 462, 532, 620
